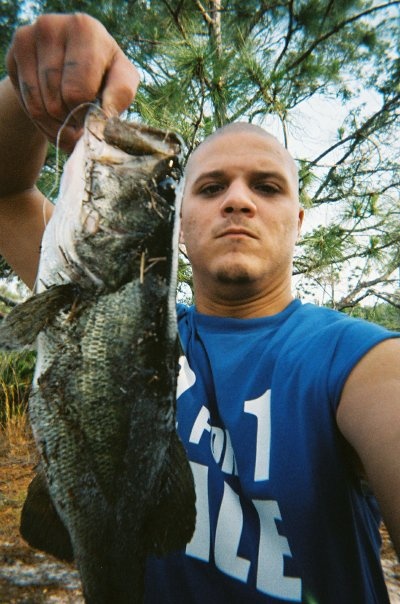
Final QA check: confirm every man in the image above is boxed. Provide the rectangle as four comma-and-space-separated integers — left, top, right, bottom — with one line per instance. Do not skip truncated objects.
1, 13, 399, 604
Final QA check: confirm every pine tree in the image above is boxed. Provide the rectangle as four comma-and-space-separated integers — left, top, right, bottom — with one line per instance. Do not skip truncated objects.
1, 0, 399, 309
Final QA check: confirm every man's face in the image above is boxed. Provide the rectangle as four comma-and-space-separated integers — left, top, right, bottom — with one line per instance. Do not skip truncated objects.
180, 128, 304, 299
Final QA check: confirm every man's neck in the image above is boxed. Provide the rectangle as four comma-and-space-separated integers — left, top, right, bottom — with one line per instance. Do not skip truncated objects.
193, 282, 295, 319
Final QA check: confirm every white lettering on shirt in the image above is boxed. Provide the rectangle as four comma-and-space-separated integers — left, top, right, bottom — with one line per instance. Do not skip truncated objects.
185, 461, 210, 561
254, 499, 302, 600
176, 355, 196, 399
244, 389, 271, 481
215, 481, 251, 582
189, 405, 211, 444
186, 470, 301, 600
183, 373, 301, 599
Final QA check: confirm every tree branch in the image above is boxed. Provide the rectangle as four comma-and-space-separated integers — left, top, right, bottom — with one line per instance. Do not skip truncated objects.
194, 0, 213, 27
272, 0, 295, 74
288, 1, 400, 71
307, 94, 400, 203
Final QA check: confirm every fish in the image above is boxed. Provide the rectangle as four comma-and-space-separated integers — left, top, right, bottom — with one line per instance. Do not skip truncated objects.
0, 109, 196, 603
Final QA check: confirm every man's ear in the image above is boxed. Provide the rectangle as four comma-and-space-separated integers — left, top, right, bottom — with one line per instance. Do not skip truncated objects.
179, 229, 185, 245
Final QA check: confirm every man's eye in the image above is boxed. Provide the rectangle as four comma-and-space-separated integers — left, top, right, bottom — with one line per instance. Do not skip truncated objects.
255, 183, 280, 195
199, 183, 224, 196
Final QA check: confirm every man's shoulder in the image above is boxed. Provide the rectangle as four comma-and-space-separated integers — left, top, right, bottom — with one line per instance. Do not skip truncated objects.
288, 302, 400, 358
176, 299, 397, 337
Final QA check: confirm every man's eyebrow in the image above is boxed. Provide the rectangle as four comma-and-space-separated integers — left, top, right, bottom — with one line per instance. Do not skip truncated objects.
190, 170, 226, 188
190, 169, 291, 188
250, 170, 291, 185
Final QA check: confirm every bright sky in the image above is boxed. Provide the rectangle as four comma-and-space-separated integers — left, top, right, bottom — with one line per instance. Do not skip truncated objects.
259, 87, 397, 305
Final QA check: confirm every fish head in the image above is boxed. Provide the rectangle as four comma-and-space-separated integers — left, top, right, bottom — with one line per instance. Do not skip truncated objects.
39, 111, 184, 292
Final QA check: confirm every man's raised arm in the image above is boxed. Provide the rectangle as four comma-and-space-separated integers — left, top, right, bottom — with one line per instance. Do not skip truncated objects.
0, 13, 140, 289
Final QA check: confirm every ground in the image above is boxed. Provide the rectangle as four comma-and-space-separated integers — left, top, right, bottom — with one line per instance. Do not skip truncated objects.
0, 425, 400, 603
0, 425, 82, 603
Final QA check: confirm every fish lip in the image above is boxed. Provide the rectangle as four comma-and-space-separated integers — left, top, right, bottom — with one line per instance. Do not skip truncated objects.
216, 227, 258, 239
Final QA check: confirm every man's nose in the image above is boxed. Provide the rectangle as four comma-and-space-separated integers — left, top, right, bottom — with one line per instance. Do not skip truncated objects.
220, 182, 257, 215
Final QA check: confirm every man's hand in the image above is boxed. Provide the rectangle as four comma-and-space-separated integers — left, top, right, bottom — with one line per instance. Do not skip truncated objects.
6, 13, 140, 153
0, 12, 140, 287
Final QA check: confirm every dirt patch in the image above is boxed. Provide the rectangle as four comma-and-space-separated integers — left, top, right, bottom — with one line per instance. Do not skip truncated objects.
0, 426, 399, 603
381, 525, 400, 604
0, 427, 82, 603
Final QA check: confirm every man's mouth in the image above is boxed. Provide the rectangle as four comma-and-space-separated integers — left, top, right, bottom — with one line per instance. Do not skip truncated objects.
217, 227, 258, 239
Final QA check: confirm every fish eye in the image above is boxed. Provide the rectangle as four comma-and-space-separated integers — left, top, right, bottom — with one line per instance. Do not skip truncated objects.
157, 176, 178, 203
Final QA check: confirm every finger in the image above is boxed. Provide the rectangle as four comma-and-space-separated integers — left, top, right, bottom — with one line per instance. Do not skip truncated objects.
6, 21, 74, 146
7, 13, 138, 152
34, 14, 95, 133
60, 14, 139, 118
34, 16, 72, 124
6, 25, 47, 122
7, 42, 81, 154
101, 48, 140, 117
60, 14, 116, 114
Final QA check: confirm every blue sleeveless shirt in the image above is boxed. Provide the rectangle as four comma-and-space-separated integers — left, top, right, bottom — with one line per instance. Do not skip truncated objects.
145, 300, 397, 603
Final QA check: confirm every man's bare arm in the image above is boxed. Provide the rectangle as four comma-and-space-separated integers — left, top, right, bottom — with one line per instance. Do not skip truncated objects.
0, 13, 140, 289
337, 338, 400, 555
0, 77, 52, 288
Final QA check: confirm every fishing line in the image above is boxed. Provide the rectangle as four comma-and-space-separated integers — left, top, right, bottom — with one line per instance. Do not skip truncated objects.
43, 101, 107, 226
35, 102, 107, 294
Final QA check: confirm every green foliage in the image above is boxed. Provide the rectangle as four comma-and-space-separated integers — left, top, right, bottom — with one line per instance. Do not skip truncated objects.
344, 302, 400, 331
0, 0, 22, 79
0, 1, 397, 430
0, 0, 399, 310
0, 349, 36, 426
177, 253, 193, 304
37, 144, 68, 203
0, 279, 34, 425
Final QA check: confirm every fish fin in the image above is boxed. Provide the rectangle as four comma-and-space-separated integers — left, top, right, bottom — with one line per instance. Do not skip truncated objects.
0, 283, 77, 349
145, 432, 196, 556
20, 467, 75, 563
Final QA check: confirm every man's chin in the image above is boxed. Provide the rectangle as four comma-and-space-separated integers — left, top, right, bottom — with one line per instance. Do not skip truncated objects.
215, 266, 253, 285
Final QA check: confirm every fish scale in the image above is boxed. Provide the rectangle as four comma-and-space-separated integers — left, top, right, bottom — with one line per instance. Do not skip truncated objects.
0, 110, 196, 603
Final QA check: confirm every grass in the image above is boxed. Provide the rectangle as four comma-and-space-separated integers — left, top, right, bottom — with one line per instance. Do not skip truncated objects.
0, 350, 36, 457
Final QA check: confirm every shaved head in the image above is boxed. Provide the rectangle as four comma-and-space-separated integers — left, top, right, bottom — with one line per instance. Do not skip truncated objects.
179, 119, 304, 315
186, 122, 299, 192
